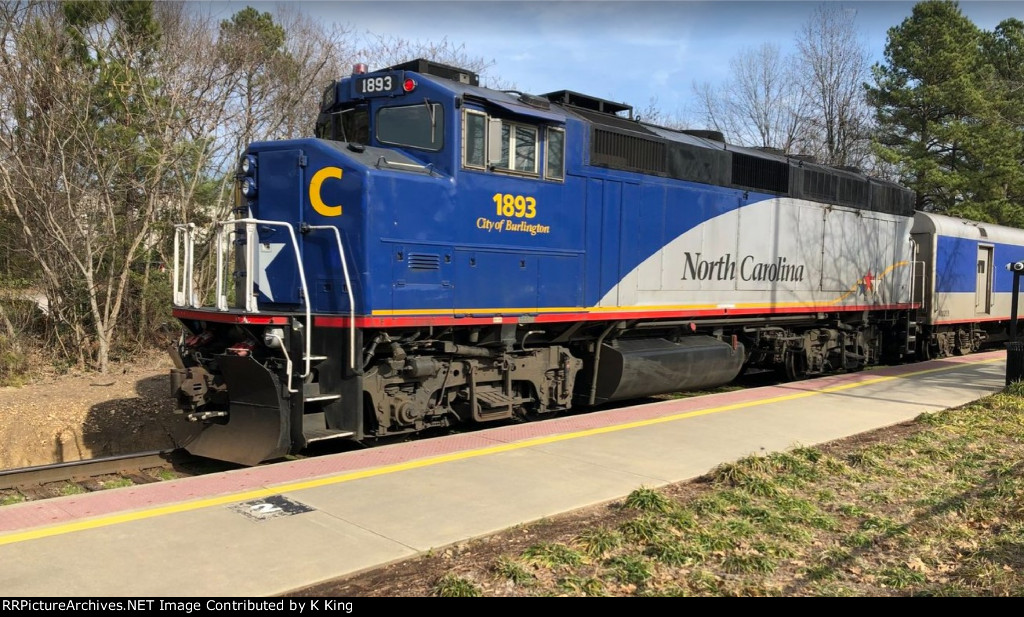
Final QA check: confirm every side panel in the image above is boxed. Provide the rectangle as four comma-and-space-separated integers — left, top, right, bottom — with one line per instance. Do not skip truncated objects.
600, 180, 623, 306
454, 249, 538, 311
391, 243, 455, 312
929, 235, 1024, 323
253, 149, 304, 306
602, 197, 915, 311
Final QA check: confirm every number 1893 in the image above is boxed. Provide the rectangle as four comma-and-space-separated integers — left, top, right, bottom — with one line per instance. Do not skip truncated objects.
493, 193, 537, 218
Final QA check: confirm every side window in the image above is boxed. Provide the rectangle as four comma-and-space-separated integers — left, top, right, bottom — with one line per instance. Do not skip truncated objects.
461, 109, 563, 181
545, 128, 565, 180
495, 121, 538, 175
463, 110, 486, 169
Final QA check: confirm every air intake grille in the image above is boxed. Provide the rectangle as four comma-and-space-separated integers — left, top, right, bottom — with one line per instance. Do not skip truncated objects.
837, 177, 867, 206
731, 153, 789, 194
802, 169, 836, 201
407, 253, 441, 271
591, 129, 666, 174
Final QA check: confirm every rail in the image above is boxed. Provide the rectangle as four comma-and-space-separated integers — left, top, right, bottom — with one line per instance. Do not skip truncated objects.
172, 223, 197, 307
909, 238, 925, 308
172, 217, 358, 379
374, 155, 437, 175
307, 224, 357, 369
0, 449, 184, 491
213, 218, 312, 378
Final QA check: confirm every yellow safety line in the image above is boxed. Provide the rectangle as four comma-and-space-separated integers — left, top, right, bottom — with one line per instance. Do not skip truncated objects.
0, 355, 1002, 547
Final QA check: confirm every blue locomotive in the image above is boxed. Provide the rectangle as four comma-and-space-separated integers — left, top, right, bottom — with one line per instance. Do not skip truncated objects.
169, 59, 1024, 465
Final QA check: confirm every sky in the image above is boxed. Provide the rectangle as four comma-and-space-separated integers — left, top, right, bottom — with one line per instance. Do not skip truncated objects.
206, 1, 1024, 120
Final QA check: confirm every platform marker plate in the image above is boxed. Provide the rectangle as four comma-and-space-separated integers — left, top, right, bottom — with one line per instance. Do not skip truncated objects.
229, 495, 314, 522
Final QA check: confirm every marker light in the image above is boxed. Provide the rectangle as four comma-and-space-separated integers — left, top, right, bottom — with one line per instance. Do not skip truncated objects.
352, 63, 368, 75
403, 78, 417, 92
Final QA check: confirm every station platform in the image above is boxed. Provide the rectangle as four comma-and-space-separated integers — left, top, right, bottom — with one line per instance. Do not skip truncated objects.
0, 351, 1007, 597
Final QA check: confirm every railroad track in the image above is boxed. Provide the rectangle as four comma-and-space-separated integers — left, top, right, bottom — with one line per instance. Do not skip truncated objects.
0, 449, 238, 503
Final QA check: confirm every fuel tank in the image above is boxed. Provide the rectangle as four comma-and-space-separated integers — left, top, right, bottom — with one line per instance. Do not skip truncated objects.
588, 336, 745, 404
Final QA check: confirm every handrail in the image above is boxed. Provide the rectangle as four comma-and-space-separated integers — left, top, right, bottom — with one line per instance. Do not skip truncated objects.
213, 218, 312, 378
909, 239, 925, 308
172, 223, 196, 307
374, 155, 435, 175
307, 225, 357, 370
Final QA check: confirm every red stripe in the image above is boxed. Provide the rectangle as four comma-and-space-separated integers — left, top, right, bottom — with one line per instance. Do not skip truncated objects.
172, 308, 291, 325
314, 303, 920, 329
932, 315, 1012, 325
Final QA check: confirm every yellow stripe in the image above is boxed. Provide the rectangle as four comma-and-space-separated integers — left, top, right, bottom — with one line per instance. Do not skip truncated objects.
0, 355, 1001, 547
372, 262, 915, 317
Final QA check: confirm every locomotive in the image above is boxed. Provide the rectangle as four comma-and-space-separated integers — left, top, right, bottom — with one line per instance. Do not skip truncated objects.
169, 59, 1024, 465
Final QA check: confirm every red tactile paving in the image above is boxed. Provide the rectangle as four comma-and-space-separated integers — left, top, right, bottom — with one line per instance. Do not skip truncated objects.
0, 351, 1003, 534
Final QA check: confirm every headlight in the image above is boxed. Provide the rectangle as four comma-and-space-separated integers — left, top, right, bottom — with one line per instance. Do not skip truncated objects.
264, 327, 285, 348
241, 177, 257, 198
239, 154, 257, 176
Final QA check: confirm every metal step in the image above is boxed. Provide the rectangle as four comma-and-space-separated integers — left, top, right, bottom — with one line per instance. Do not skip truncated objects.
305, 394, 341, 403
304, 428, 355, 443
187, 410, 228, 422
906, 321, 917, 353
300, 412, 354, 442
303, 382, 341, 403
476, 388, 518, 409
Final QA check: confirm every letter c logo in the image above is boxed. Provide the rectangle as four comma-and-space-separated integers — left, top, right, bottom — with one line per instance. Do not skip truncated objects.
310, 166, 343, 217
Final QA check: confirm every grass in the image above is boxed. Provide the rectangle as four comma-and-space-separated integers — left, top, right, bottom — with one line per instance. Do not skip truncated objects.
432, 573, 481, 597
431, 385, 1024, 596
493, 557, 535, 585
58, 483, 85, 496
522, 542, 585, 568
0, 493, 24, 506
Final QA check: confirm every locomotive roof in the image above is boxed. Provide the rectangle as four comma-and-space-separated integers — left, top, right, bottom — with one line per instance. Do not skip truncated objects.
396, 61, 917, 217
913, 211, 1024, 244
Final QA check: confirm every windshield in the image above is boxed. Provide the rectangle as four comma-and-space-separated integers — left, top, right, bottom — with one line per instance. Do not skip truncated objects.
376, 102, 444, 151
339, 107, 369, 144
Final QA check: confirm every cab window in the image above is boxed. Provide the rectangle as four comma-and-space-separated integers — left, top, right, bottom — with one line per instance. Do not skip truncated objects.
545, 128, 565, 180
377, 102, 444, 151
463, 110, 487, 169
496, 122, 538, 175
460, 110, 563, 182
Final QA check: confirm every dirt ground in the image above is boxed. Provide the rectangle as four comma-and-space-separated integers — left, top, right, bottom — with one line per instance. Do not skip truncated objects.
0, 349, 199, 470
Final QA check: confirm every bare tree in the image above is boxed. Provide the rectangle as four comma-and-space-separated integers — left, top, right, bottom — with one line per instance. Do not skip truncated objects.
795, 3, 872, 167
693, 43, 809, 152
0, 2, 235, 371
356, 33, 516, 90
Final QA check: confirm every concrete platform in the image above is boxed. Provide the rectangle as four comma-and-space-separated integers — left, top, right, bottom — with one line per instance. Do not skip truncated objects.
0, 351, 1007, 596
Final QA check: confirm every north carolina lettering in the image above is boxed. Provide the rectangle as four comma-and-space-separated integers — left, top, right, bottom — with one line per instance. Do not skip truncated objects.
681, 252, 805, 282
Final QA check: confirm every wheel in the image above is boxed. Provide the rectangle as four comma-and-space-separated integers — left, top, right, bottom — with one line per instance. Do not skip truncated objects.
783, 349, 806, 381
916, 336, 933, 361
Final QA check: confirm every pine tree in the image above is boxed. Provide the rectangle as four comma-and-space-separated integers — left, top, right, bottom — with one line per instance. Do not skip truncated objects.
866, 1, 988, 213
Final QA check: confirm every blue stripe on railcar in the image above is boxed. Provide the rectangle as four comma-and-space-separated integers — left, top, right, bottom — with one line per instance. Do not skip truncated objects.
993, 244, 1024, 292
935, 235, 1024, 294
934, 235, 977, 294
